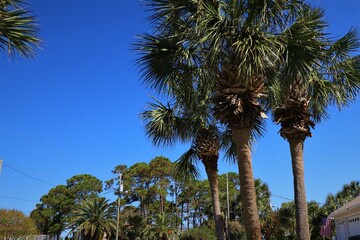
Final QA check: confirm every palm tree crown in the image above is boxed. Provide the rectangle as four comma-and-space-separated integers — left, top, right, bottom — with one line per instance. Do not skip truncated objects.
134, 1, 310, 239
68, 197, 116, 240
267, 6, 360, 240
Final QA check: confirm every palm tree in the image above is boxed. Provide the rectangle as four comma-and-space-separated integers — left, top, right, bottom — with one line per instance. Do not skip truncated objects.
0, 0, 41, 58
68, 197, 116, 240
135, 1, 303, 239
268, 7, 360, 240
141, 81, 229, 239
324, 180, 360, 214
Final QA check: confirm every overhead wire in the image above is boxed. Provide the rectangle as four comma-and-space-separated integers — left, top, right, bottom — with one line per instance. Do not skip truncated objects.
2, 162, 56, 187
0, 194, 37, 203
1, 161, 327, 207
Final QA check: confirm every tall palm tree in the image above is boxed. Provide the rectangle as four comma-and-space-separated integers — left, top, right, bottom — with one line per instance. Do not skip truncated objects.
135, 1, 303, 239
68, 197, 116, 240
268, 7, 360, 240
141, 82, 229, 239
0, 0, 40, 58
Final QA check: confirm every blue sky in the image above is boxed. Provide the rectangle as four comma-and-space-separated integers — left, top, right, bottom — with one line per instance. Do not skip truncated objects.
0, 0, 359, 214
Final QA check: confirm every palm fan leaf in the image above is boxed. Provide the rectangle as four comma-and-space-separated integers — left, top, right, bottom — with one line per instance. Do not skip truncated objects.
175, 147, 200, 181
0, 0, 41, 58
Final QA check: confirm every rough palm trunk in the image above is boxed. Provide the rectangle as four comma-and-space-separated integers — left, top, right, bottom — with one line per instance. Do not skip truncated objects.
203, 156, 225, 240
289, 138, 310, 240
231, 127, 261, 240
181, 202, 184, 231
187, 203, 190, 230
160, 193, 164, 214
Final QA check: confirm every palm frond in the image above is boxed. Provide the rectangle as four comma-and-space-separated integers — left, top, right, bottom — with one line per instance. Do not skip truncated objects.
141, 98, 191, 147
0, 0, 41, 58
134, 32, 201, 96
174, 147, 200, 181
219, 128, 237, 163
328, 28, 360, 61
279, 6, 327, 78
145, 0, 198, 29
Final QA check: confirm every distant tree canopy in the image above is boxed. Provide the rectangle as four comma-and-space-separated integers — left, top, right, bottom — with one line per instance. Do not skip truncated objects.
0, 209, 38, 239
323, 180, 360, 214
30, 174, 103, 239
27, 158, 359, 240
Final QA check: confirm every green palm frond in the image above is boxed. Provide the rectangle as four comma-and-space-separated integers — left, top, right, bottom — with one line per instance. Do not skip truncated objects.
220, 128, 237, 163
328, 28, 360, 61
0, 0, 41, 58
68, 197, 116, 239
141, 98, 191, 147
134, 31, 200, 96
268, 5, 359, 136
146, 0, 198, 28
309, 29, 360, 121
307, 74, 332, 122
323, 28, 360, 105
279, 6, 327, 78
175, 147, 200, 181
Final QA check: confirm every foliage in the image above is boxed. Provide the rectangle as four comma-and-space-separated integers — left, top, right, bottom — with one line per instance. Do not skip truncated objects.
0, 209, 38, 239
68, 197, 116, 240
30, 174, 103, 238
120, 207, 144, 240
30, 185, 73, 239
227, 221, 246, 240
269, 181, 359, 240
134, 0, 313, 238
66, 174, 103, 203
180, 225, 216, 240
137, 213, 180, 240
28, 157, 360, 240
323, 180, 360, 214
0, 0, 41, 58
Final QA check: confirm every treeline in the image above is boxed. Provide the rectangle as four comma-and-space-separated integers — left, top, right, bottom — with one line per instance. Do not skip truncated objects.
2, 156, 355, 240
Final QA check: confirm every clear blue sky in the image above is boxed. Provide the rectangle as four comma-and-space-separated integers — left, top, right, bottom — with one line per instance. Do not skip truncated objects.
0, 0, 359, 214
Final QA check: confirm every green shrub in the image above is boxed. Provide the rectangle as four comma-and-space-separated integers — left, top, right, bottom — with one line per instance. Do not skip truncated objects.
180, 226, 216, 240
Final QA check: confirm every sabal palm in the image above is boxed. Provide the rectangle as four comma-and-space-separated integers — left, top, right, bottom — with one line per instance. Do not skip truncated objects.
68, 197, 116, 240
141, 85, 229, 239
135, 1, 303, 239
268, 7, 360, 240
0, 0, 40, 58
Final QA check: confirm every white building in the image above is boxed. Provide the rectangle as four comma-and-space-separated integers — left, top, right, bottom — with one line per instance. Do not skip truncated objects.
329, 196, 360, 240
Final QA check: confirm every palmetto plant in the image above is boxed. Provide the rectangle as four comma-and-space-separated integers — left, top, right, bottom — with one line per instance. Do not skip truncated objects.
135, 1, 305, 239
268, 6, 360, 240
0, 0, 41, 58
68, 197, 116, 240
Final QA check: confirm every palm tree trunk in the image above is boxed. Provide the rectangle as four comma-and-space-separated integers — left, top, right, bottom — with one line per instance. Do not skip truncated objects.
231, 127, 261, 240
203, 157, 226, 240
288, 138, 310, 240
175, 184, 179, 228
181, 202, 184, 231
187, 203, 190, 230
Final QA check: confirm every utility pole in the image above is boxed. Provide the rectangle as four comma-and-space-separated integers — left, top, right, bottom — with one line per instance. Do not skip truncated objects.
226, 173, 230, 239
116, 172, 122, 240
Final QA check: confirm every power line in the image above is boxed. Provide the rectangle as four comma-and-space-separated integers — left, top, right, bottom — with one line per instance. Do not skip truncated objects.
271, 193, 293, 201
3, 162, 56, 187
271, 193, 325, 205
99, 190, 114, 196
0, 194, 37, 203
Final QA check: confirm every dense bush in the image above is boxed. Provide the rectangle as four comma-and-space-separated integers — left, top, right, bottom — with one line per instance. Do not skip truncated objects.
180, 226, 216, 240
